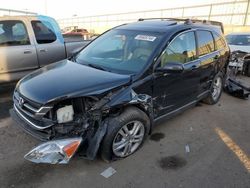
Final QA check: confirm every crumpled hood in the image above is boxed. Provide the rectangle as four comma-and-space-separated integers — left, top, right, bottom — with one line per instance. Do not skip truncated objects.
17, 60, 131, 104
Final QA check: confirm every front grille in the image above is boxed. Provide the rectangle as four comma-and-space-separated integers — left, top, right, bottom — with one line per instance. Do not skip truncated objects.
13, 90, 54, 130
13, 91, 41, 117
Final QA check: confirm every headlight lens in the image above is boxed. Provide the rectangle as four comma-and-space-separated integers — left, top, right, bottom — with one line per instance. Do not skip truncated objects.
24, 138, 82, 164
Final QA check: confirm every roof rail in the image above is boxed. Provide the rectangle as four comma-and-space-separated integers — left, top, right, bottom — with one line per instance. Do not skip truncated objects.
138, 18, 224, 33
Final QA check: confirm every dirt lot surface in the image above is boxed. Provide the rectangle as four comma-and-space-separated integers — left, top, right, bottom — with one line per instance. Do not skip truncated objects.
0, 84, 249, 188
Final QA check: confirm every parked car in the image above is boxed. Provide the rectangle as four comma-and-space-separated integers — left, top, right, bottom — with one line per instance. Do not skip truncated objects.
61, 26, 78, 33
10, 18, 230, 164
226, 33, 250, 72
64, 28, 88, 35
226, 32, 250, 53
63, 28, 92, 40
0, 15, 89, 84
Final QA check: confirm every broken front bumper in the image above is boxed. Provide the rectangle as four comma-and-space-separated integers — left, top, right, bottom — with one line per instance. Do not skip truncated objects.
10, 107, 108, 163
10, 108, 52, 141
10, 108, 83, 164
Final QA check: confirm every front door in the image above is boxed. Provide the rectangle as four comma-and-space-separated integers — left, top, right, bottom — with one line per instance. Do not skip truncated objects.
30, 18, 65, 67
153, 31, 200, 118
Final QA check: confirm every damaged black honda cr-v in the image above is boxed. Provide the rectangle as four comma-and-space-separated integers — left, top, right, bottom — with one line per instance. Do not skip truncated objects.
10, 18, 230, 164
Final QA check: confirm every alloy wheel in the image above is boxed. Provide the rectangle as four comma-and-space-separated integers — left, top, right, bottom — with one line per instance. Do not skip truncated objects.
212, 76, 222, 101
112, 121, 145, 157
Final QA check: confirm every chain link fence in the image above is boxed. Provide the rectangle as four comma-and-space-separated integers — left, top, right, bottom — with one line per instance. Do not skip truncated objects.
0, 8, 37, 16
57, 0, 250, 34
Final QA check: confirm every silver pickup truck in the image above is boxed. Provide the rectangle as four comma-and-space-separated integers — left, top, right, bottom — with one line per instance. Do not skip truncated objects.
0, 15, 89, 84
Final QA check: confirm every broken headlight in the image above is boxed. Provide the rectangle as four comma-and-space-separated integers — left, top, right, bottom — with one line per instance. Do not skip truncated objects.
24, 138, 82, 164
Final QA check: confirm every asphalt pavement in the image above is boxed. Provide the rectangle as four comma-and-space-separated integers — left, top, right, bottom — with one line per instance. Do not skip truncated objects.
0, 85, 249, 188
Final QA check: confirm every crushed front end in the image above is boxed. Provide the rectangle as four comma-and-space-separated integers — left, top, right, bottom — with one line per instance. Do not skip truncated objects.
225, 51, 250, 99
10, 90, 110, 163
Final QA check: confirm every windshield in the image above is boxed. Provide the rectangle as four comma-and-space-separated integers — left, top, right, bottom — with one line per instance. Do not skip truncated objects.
75, 29, 163, 74
226, 34, 250, 46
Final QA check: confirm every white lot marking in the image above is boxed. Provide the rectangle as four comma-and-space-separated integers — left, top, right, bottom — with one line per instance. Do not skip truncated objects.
215, 127, 250, 173
100, 167, 117, 178
185, 145, 190, 153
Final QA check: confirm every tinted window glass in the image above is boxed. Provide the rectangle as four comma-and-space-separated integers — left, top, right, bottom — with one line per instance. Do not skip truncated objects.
197, 30, 215, 56
31, 21, 56, 44
161, 31, 197, 66
226, 34, 250, 46
213, 33, 226, 50
0, 20, 30, 46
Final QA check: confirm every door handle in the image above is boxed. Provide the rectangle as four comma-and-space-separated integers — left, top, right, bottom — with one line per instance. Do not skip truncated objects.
39, 49, 47, 53
214, 55, 219, 60
24, 50, 32, 54
191, 65, 198, 70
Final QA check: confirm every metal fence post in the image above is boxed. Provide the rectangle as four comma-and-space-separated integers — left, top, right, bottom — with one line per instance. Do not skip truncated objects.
244, 0, 250, 25
182, 7, 184, 18
208, 4, 212, 20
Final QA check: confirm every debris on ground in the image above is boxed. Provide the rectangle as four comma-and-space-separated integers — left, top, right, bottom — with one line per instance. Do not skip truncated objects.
100, 167, 117, 178
185, 145, 190, 153
225, 51, 250, 99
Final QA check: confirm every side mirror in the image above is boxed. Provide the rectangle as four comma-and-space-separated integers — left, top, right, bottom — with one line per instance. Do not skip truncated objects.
156, 62, 184, 73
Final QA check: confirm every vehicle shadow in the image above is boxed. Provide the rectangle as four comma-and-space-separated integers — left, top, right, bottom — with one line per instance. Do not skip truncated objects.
0, 84, 15, 119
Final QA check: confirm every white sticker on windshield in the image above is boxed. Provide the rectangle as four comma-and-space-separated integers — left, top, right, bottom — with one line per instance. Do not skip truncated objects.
135, 35, 156, 42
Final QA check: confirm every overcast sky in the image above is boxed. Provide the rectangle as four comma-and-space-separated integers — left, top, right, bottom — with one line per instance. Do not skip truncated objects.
0, 0, 235, 19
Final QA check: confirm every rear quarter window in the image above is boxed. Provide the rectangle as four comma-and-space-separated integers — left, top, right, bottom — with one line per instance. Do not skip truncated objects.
197, 30, 215, 56
213, 32, 227, 50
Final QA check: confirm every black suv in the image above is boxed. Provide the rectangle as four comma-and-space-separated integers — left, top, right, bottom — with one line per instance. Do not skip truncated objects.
10, 18, 230, 164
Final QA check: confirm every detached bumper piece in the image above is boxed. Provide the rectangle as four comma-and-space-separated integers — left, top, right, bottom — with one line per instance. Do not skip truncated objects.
225, 78, 250, 99
24, 138, 82, 164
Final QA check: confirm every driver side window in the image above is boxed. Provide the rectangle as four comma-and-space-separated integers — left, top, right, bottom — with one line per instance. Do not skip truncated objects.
161, 31, 197, 67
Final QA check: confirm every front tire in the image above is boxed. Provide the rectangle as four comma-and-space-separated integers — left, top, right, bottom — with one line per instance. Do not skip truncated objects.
203, 72, 223, 105
100, 107, 150, 162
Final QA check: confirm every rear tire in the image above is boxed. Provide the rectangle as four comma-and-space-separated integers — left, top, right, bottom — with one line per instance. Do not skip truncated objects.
247, 64, 250, 77
203, 72, 223, 105
100, 106, 150, 162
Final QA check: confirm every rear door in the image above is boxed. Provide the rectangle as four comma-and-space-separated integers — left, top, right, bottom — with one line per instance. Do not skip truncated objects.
196, 30, 220, 95
153, 31, 201, 117
31, 18, 66, 67
0, 19, 38, 76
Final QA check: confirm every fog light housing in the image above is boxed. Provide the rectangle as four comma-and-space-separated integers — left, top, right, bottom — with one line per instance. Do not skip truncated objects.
24, 138, 82, 164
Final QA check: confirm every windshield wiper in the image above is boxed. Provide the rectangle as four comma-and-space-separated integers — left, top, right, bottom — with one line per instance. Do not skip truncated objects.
69, 55, 78, 63
87, 63, 109, 72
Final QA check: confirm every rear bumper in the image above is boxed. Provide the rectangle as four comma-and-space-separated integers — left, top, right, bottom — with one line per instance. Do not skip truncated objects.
10, 108, 52, 141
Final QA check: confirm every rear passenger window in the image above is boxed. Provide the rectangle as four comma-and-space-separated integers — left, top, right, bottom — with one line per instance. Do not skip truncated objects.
31, 21, 56, 44
0, 20, 30, 46
197, 30, 215, 56
213, 33, 226, 50
161, 31, 197, 66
